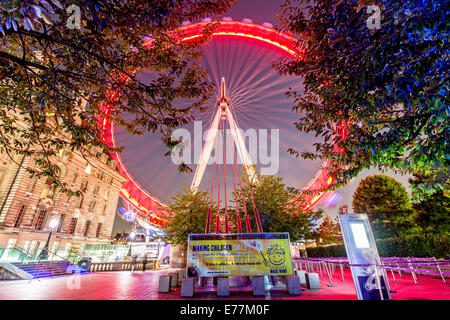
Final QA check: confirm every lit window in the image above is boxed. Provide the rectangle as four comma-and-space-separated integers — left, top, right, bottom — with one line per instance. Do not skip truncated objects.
85, 164, 92, 174
27, 178, 38, 193
80, 181, 88, 192
83, 221, 91, 237
76, 196, 84, 209
95, 223, 102, 238
95, 170, 104, 180
13, 205, 26, 228
57, 214, 65, 232
40, 187, 49, 199
34, 210, 47, 230
88, 200, 96, 212
68, 218, 78, 234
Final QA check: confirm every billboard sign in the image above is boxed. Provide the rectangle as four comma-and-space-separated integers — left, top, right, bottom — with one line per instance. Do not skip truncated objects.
339, 214, 391, 300
187, 233, 293, 277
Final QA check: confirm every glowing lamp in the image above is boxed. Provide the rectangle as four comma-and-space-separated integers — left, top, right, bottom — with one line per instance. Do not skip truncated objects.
49, 218, 59, 230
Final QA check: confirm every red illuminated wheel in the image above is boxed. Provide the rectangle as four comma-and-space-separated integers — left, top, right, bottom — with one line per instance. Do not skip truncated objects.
103, 19, 337, 227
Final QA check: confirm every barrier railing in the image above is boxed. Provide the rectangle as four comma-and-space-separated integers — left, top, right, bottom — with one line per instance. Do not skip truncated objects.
88, 260, 157, 272
0, 246, 88, 281
293, 257, 450, 287
0, 246, 40, 264
43, 248, 88, 272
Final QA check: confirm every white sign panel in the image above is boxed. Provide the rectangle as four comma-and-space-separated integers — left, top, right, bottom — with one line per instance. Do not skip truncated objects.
339, 214, 391, 300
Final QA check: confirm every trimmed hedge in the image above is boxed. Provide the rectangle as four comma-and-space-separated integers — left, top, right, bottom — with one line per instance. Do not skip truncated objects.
306, 234, 450, 258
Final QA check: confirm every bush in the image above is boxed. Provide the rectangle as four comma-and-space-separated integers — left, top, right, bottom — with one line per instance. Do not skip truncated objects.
306, 234, 449, 258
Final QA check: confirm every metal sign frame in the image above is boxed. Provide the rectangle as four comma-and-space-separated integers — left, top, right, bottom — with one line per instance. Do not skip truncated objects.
339, 214, 391, 300
187, 232, 294, 277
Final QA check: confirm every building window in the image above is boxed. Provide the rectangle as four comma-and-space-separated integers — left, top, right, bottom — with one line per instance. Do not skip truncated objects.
76, 196, 84, 209
65, 194, 72, 205
29, 241, 37, 256
71, 173, 78, 184
27, 178, 38, 193
95, 170, 104, 180
93, 186, 100, 195
95, 223, 102, 238
13, 205, 26, 228
34, 210, 47, 230
23, 241, 30, 252
1, 239, 17, 260
83, 221, 91, 237
68, 218, 78, 234
100, 204, 107, 215
64, 243, 72, 258
60, 150, 72, 162
85, 164, 92, 174
40, 185, 55, 200
108, 160, 117, 170
104, 190, 110, 200
80, 180, 88, 192
88, 200, 96, 212
51, 241, 59, 254
57, 214, 65, 232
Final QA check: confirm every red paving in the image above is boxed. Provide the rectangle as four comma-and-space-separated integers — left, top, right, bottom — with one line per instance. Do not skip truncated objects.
0, 268, 448, 300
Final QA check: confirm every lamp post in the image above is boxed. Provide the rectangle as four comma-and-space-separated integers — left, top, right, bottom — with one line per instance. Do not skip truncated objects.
339, 204, 349, 214
127, 231, 136, 257
156, 238, 162, 259
38, 218, 59, 260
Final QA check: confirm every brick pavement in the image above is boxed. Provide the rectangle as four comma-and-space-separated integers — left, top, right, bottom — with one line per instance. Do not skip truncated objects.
0, 268, 448, 300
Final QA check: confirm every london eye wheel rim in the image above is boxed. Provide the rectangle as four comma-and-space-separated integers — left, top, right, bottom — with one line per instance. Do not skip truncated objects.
102, 20, 337, 227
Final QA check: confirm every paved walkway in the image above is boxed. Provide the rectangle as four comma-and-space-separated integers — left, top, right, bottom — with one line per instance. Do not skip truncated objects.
0, 268, 448, 300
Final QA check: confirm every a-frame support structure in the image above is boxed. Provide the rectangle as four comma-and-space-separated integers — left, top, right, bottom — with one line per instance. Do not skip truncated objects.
190, 78, 257, 192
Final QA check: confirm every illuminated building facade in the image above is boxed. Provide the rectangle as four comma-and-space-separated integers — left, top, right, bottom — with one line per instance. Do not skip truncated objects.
0, 147, 127, 258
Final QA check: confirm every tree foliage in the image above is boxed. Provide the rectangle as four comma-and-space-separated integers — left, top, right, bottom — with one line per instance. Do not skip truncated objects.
410, 172, 449, 235
312, 214, 342, 245
0, 0, 235, 194
276, 0, 448, 198
236, 173, 322, 241
163, 174, 323, 244
162, 185, 215, 246
352, 174, 419, 238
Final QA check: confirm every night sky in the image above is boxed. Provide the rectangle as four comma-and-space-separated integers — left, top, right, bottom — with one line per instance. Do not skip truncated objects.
111, 0, 412, 235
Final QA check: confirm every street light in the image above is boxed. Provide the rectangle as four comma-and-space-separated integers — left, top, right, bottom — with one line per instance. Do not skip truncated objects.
127, 231, 136, 257
156, 237, 162, 259
38, 218, 59, 260
342, 204, 349, 214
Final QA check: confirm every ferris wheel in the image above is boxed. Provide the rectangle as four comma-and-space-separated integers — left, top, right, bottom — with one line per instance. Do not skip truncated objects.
103, 17, 339, 229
